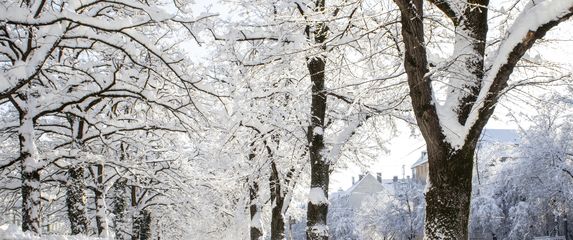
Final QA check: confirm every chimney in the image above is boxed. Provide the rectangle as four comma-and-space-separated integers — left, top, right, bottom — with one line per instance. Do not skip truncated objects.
359, 174, 364, 181
352, 177, 355, 185
376, 172, 382, 183
393, 176, 398, 183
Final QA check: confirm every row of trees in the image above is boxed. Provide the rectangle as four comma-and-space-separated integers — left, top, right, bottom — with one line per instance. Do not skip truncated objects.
0, 0, 231, 239
1, 0, 573, 239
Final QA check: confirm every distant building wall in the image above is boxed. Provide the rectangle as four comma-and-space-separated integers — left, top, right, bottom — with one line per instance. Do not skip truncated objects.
413, 163, 428, 184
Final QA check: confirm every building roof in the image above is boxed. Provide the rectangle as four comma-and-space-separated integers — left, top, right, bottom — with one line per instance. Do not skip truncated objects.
410, 129, 519, 169
411, 151, 428, 168
331, 173, 403, 209
478, 128, 520, 145
331, 174, 386, 199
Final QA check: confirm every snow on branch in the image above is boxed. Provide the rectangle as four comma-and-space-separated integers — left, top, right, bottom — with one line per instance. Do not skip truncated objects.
0, 24, 67, 99
327, 113, 369, 165
485, 0, 573, 81
0, 1, 211, 100
448, 0, 573, 149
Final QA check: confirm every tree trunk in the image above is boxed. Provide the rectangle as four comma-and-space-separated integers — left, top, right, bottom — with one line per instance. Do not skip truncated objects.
66, 165, 90, 235
393, 0, 487, 237
131, 210, 141, 240
305, 1, 330, 237
424, 143, 477, 239
132, 208, 152, 240
94, 164, 109, 236
306, 0, 330, 237
113, 178, 130, 240
269, 161, 285, 240
305, 58, 329, 238
249, 178, 263, 240
140, 209, 152, 240
21, 156, 41, 234
19, 105, 41, 234
247, 143, 263, 240
66, 116, 90, 235
392, 0, 573, 236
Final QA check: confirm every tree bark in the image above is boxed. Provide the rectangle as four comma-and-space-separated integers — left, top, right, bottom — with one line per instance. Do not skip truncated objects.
132, 208, 152, 240
139, 209, 152, 240
113, 178, 130, 240
424, 143, 478, 239
94, 164, 109, 236
66, 165, 90, 235
17, 101, 41, 234
66, 116, 90, 235
20, 146, 41, 235
269, 161, 285, 240
394, 0, 487, 237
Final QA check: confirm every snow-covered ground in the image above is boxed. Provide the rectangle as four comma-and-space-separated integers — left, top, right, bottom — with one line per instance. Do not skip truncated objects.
0, 225, 107, 240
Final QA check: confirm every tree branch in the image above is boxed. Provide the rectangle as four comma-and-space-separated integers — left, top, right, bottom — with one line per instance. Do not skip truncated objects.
428, 0, 459, 25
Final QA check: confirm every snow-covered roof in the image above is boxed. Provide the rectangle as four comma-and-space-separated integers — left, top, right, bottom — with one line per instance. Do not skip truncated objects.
346, 174, 387, 194
479, 128, 520, 145
330, 174, 417, 210
331, 174, 394, 209
331, 174, 388, 199
410, 129, 519, 168
411, 151, 428, 168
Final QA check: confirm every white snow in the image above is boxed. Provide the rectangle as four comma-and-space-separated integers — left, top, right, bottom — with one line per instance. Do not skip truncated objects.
0, 224, 107, 240
313, 126, 324, 136
250, 211, 263, 229
308, 187, 329, 205
328, 114, 366, 164
0, 23, 66, 96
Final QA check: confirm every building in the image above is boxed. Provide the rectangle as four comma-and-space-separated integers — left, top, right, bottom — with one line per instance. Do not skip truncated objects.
411, 129, 520, 184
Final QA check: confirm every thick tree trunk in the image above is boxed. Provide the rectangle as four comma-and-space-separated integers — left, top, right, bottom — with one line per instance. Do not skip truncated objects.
139, 209, 152, 240
66, 165, 90, 235
131, 210, 141, 240
113, 178, 130, 240
19, 106, 41, 234
393, 0, 487, 237
94, 164, 109, 236
424, 144, 477, 239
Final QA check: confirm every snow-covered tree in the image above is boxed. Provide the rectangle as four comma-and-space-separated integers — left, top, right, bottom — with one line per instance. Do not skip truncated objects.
469, 95, 573, 239
391, 0, 573, 237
